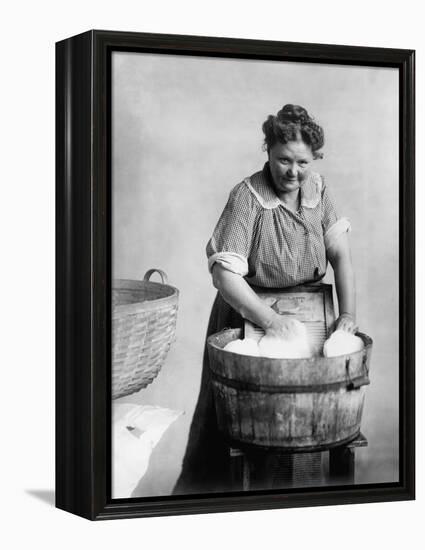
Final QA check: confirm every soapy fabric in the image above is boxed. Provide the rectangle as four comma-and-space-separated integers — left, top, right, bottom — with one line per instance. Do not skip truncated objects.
258, 319, 312, 359
223, 337, 260, 356
223, 320, 312, 359
323, 329, 364, 357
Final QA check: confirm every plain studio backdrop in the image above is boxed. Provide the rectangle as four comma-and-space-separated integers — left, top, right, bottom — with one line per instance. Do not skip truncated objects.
2, 0, 424, 548
112, 52, 399, 496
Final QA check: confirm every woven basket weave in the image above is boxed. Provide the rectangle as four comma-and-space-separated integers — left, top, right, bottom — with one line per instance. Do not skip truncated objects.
112, 269, 179, 400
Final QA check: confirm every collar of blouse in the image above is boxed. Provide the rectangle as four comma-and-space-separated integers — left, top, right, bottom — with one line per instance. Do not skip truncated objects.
251, 162, 323, 210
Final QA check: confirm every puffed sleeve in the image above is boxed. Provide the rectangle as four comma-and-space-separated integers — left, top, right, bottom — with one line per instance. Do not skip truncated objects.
321, 180, 351, 251
206, 181, 257, 276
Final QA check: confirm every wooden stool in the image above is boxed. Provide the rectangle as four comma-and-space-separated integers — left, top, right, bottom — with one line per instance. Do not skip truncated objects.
229, 433, 368, 491
328, 432, 368, 484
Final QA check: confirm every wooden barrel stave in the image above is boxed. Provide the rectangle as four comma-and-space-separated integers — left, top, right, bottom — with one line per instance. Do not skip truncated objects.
213, 383, 366, 448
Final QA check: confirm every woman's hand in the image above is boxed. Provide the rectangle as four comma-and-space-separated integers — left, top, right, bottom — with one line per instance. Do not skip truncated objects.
265, 312, 303, 340
333, 313, 358, 334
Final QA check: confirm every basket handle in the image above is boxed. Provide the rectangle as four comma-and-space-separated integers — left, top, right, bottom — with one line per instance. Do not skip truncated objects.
143, 269, 168, 284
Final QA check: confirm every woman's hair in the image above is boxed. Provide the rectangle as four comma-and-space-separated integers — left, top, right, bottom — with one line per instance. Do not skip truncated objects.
262, 104, 324, 159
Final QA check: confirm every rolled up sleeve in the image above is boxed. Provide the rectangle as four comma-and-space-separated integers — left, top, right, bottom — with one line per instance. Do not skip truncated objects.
321, 182, 351, 251
206, 182, 256, 276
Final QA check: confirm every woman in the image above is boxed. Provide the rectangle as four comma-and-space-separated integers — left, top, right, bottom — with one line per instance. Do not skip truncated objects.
174, 104, 356, 495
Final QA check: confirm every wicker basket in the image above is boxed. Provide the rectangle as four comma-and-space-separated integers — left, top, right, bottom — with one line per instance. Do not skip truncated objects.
112, 269, 179, 400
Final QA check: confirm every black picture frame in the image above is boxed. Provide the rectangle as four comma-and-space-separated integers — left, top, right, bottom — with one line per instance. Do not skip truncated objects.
55, 29, 415, 520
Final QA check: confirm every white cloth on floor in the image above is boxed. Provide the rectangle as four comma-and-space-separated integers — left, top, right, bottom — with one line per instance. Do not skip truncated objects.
112, 403, 182, 498
323, 329, 364, 357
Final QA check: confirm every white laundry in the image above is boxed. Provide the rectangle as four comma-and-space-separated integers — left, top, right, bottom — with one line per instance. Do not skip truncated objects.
224, 320, 313, 359
112, 403, 182, 499
223, 337, 260, 356
323, 329, 364, 357
258, 319, 312, 359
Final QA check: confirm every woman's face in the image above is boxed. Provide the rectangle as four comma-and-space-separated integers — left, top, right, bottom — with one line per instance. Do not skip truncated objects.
268, 140, 314, 198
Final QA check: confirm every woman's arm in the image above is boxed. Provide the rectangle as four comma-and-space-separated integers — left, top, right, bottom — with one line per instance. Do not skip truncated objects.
327, 232, 357, 333
212, 264, 297, 337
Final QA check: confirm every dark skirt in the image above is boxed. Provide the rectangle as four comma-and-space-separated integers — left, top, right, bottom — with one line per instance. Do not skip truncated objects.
173, 292, 243, 495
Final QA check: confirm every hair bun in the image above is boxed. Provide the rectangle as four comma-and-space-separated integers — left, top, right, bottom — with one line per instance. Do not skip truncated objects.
277, 104, 309, 123
262, 104, 324, 157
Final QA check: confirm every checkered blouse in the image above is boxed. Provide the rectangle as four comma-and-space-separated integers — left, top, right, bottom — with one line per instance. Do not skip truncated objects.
206, 163, 350, 288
